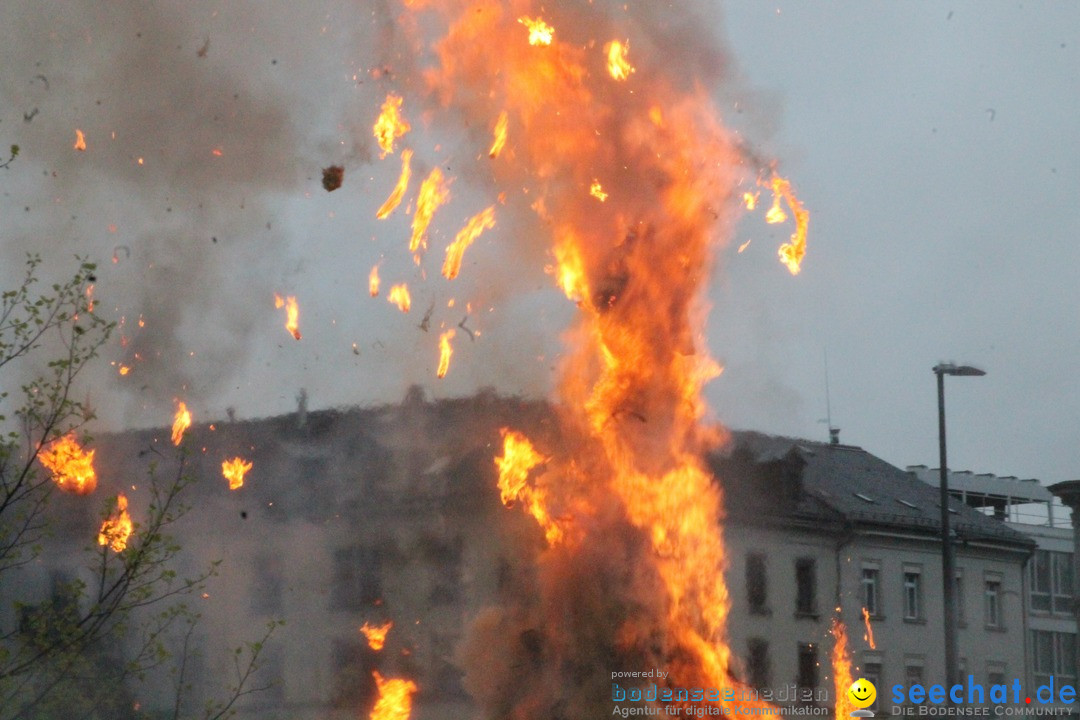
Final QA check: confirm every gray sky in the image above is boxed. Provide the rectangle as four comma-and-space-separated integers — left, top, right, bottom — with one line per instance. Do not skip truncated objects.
2, 1, 1078, 483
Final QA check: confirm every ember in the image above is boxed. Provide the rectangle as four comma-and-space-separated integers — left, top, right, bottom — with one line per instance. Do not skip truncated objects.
221, 457, 252, 490
410, 168, 450, 258
369, 265, 381, 297
436, 329, 455, 378
442, 206, 495, 280
377, 149, 412, 219
74, 128, 86, 151
373, 93, 410, 158
387, 284, 411, 313
172, 401, 191, 446
274, 294, 301, 340
360, 621, 393, 651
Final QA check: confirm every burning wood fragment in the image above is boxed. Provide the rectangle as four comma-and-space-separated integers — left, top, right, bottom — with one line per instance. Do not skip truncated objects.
98, 494, 133, 553
172, 401, 191, 446
489, 111, 508, 158
360, 621, 393, 651
410, 168, 450, 257
39, 433, 97, 494
369, 265, 381, 297
387, 284, 411, 313
517, 16, 553, 46
274, 294, 301, 340
222, 457, 252, 490
436, 329, 455, 378
589, 180, 608, 202
321, 165, 344, 192
373, 93, 410, 158
442, 206, 495, 280
74, 129, 86, 151
862, 606, 876, 649
605, 40, 635, 80
494, 430, 562, 544
377, 149, 412, 218
369, 672, 417, 720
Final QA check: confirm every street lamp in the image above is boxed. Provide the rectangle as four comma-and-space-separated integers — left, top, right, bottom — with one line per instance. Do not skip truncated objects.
934, 363, 986, 694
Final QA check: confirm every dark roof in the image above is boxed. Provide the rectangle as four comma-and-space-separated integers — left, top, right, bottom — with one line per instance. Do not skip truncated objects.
715, 431, 1034, 549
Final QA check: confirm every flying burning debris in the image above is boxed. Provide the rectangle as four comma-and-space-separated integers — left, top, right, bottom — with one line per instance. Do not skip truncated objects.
360, 621, 393, 651
742, 191, 759, 211
369, 265, 381, 297
39, 433, 97, 495
862, 606, 876, 649
436, 329, 455, 378
518, 16, 553, 46
221, 457, 252, 490
831, 618, 857, 718
489, 111, 508, 158
74, 129, 86, 151
494, 429, 562, 544
442, 206, 496, 280
589, 180, 608, 202
768, 174, 809, 274
374, 93, 411, 158
98, 494, 133, 553
171, 401, 191, 446
605, 40, 635, 80
387, 284, 411, 313
369, 672, 417, 720
274, 294, 301, 340
377, 149, 413, 219
410, 168, 450, 257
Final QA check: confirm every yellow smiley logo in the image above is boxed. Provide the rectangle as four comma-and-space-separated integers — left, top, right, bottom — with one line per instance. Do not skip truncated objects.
848, 678, 877, 709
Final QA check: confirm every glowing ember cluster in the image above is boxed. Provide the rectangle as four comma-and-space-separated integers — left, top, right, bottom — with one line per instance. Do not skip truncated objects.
39, 433, 97, 495
98, 494, 133, 553
221, 457, 252, 490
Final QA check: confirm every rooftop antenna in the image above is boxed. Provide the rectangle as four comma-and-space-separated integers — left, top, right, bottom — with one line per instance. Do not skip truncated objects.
824, 349, 840, 445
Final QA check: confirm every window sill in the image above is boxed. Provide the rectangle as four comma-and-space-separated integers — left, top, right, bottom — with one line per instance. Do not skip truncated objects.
903, 617, 927, 625
794, 611, 820, 621
750, 607, 773, 617
985, 624, 1007, 633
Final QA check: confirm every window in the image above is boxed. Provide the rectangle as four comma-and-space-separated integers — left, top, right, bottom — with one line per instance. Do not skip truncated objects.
1032, 631, 1077, 688
904, 662, 924, 696
331, 545, 383, 610
955, 570, 966, 623
862, 661, 882, 711
987, 662, 1007, 688
747, 553, 768, 614
797, 642, 818, 689
795, 558, 817, 616
903, 569, 922, 621
984, 579, 1002, 628
747, 638, 770, 688
862, 566, 881, 617
1029, 551, 1073, 615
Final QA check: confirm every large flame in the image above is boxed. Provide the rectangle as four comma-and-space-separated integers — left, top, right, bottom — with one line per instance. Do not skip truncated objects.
369, 672, 418, 720
382, 1, 807, 716
831, 616, 857, 718
374, 93, 411, 158
98, 494, 133, 553
221, 457, 252, 490
39, 433, 97, 495
442, 206, 496, 280
360, 621, 393, 651
171, 401, 191, 446
862, 606, 876, 649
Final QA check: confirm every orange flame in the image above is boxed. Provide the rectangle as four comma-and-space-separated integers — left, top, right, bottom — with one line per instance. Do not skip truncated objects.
98, 494, 133, 553
494, 429, 562, 545
410, 168, 450, 256
74, 129, 86, 151
442, 206, 496, 280
862, 606, 876, 649
373, 94, 411, 158
769, 175, 809, 275
369, 672, 417, 720
436, 329, 455, 378
742, 191, 758, 211
39, 433, 97, 495
517, 16, 553, 46
831, 617, 857, 718
221, 457, 252, 490
274, 294, 301, 340
377, 149, 413, 219
489, 111, 508, 158
172, 401, 191, 446
387, 284, 411, 313
369, 265, 381, 297
589, 180, 608, 202
360, 621, 393, 651
605, 40, 635, 80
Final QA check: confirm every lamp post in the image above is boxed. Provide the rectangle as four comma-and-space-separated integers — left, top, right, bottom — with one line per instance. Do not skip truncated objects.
934, 363, 985, 694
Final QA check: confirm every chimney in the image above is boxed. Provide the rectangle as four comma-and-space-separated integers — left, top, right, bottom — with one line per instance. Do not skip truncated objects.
296, 388, 308, 428
829, 427, 841, 446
